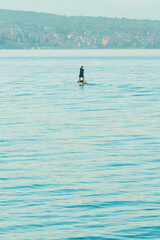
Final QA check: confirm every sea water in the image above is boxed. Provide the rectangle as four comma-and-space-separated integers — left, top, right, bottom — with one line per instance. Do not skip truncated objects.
0, 49, 160, 239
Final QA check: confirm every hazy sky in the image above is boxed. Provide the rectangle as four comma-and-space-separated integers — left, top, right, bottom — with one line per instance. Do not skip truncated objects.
0, 0, 160, 20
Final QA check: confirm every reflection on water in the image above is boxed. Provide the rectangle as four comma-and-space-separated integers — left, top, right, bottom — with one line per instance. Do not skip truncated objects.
0, 50, 160, 239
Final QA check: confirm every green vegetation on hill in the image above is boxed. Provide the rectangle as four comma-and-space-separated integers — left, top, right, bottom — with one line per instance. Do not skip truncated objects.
0, 9, 160, 49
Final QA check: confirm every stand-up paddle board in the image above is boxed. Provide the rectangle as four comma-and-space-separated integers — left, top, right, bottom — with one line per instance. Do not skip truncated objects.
77, 81, 87, 85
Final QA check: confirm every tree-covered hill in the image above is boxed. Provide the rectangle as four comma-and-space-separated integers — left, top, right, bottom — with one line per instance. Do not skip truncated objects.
0, 9, 160, 49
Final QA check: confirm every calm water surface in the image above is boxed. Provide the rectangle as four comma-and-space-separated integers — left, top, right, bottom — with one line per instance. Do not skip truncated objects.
0, 50, 160, 239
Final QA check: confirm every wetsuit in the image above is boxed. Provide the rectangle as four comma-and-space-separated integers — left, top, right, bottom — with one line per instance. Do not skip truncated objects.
79, 67, 84, 78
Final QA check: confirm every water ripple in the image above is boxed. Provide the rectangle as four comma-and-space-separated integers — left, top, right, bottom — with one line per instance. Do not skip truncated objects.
0, 50, 160, 239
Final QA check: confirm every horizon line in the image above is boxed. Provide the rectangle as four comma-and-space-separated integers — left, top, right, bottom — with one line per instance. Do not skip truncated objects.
0, 8, 160, 22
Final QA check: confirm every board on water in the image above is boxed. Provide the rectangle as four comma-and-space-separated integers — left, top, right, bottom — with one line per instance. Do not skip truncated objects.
77, 81, 87, 85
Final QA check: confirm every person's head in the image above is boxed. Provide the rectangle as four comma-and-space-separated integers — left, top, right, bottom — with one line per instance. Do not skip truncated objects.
81, 66, 83, 69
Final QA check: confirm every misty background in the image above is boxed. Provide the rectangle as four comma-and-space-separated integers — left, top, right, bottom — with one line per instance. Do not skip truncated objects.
0, 0, 160, 20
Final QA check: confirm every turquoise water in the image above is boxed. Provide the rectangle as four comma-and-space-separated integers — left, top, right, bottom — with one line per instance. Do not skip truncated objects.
0, 50, 160, 239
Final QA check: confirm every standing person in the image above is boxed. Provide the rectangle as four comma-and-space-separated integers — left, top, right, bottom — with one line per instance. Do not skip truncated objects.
79, 66, 84, 82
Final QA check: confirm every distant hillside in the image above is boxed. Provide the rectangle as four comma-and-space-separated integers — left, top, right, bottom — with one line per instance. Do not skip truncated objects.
0, 9, 160, 49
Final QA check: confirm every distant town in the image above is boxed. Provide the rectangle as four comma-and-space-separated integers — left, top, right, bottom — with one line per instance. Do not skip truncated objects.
1, 9, 160, 49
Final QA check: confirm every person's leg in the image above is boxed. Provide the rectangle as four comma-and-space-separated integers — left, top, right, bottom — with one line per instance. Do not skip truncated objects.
80, 76, 83, 82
